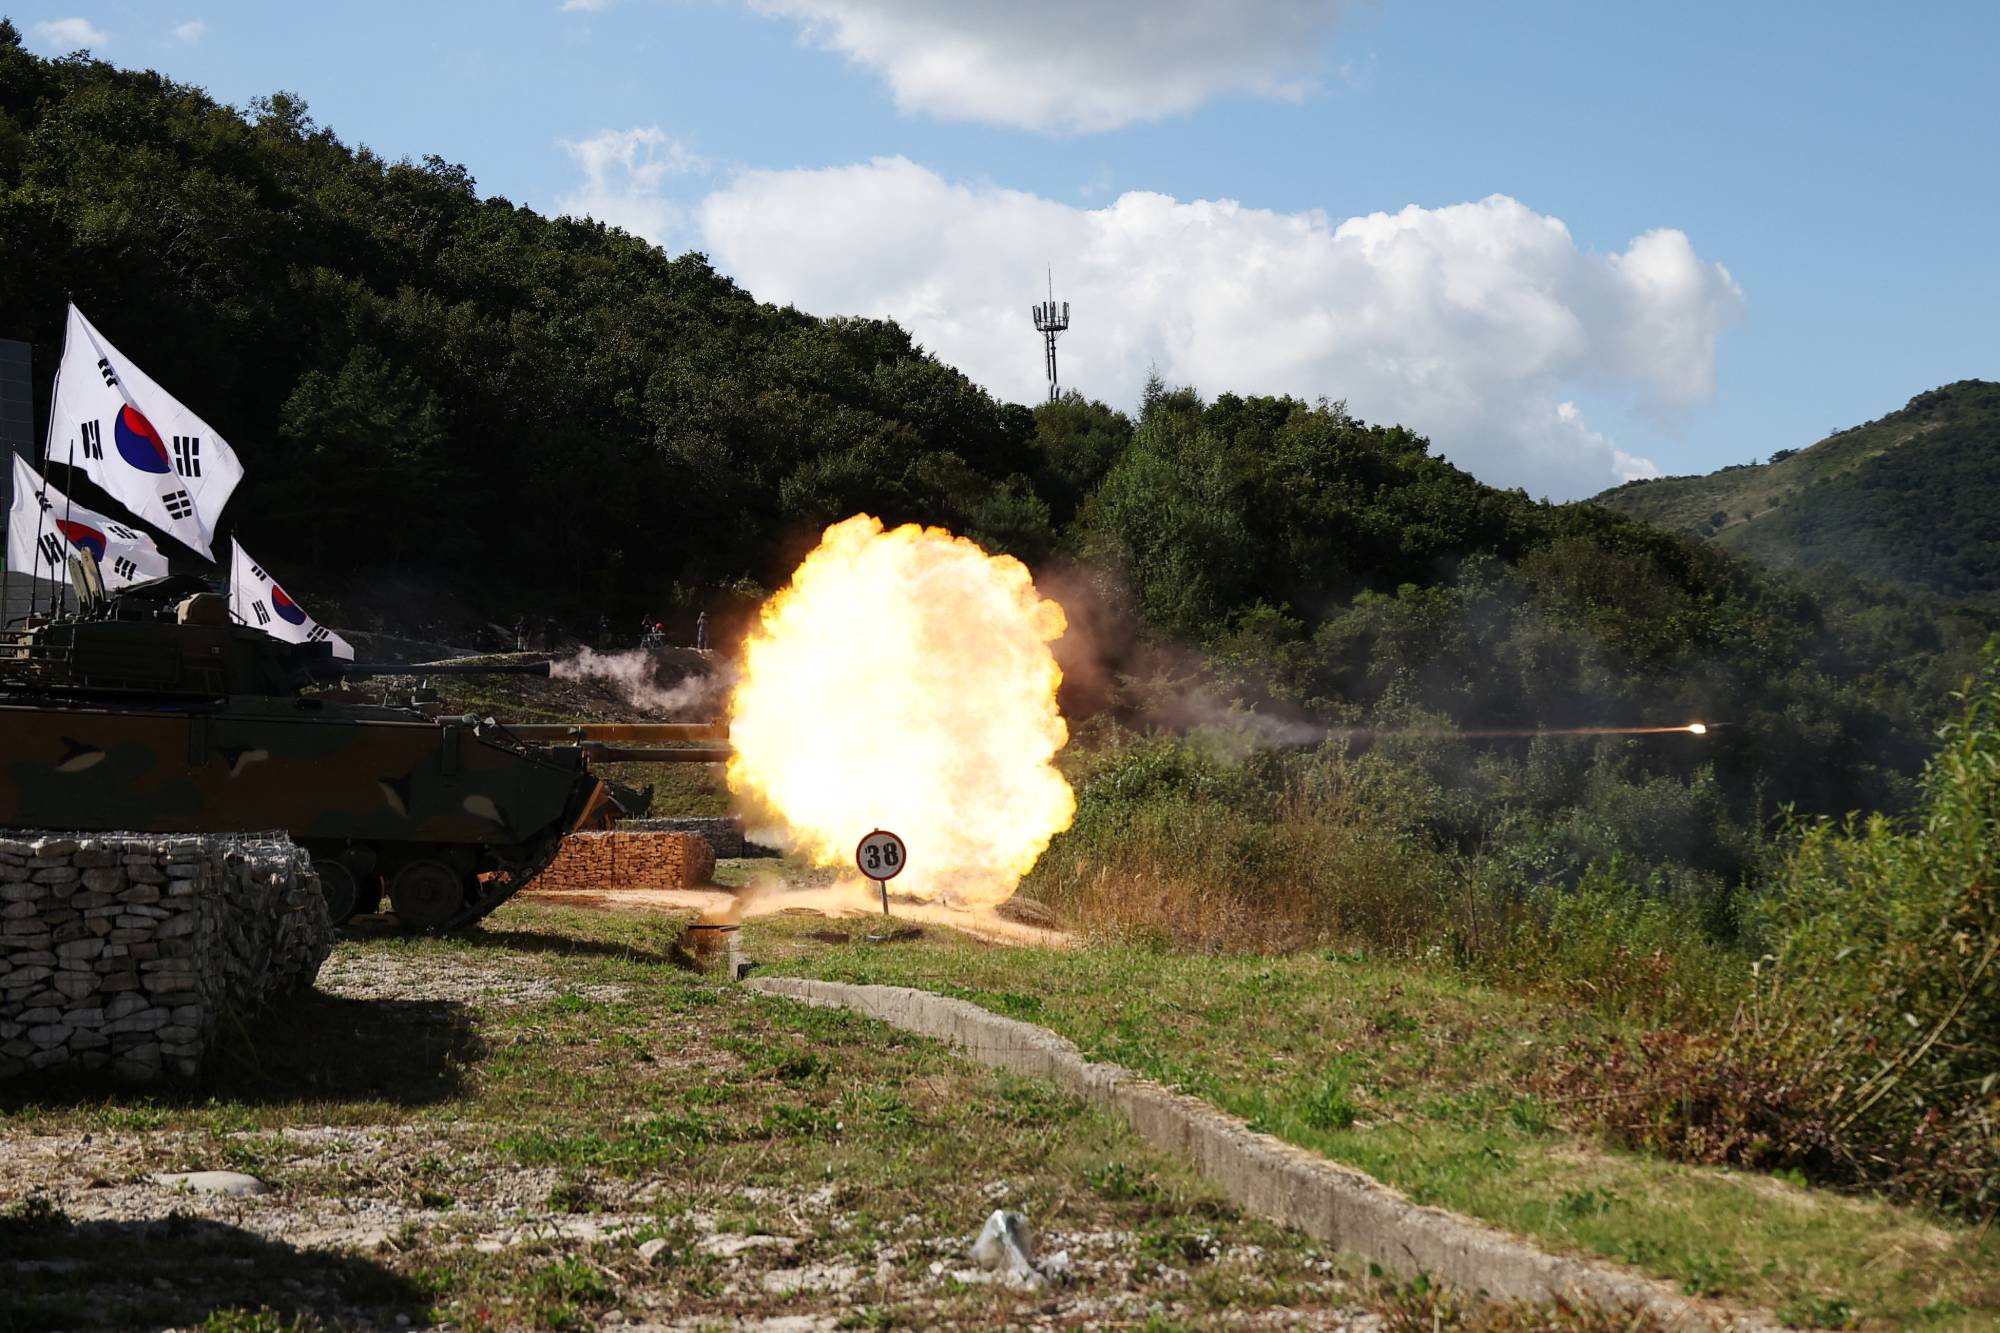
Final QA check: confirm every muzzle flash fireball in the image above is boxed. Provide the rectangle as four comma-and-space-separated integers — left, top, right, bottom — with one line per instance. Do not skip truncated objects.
726, 515, 1075, 910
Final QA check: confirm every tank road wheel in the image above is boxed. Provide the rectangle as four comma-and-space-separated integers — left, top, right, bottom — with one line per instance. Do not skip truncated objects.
389, 859, 465, 930
316, 860, 365, 926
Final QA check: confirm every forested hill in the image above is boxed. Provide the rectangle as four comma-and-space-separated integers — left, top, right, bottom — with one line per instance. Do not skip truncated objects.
0, 26, 1057, 612
1, 28, 1990, 838
1594, 380, 2000, 602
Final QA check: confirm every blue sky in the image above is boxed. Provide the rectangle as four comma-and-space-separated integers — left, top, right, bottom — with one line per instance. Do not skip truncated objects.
14, 0, 1998, 498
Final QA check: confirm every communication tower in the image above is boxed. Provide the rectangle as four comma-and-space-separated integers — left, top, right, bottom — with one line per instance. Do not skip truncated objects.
1030, 268, 1069, 403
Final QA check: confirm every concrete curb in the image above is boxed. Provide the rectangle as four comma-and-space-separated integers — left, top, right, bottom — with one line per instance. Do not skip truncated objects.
747, 975, 1778, 1332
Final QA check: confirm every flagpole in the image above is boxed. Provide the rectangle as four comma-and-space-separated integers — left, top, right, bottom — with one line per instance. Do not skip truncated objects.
59, 438, 77, 615
28, 355, 58, 620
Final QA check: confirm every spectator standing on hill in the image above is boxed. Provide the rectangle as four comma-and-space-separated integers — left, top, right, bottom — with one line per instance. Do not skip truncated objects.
541, 617, 558, 654
596, 613, 610, 647
513, 616, 529, 652
695, 611, 709, 651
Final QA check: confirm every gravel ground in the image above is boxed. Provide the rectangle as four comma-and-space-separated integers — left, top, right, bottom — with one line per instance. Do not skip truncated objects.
1, 938, 1380, 1331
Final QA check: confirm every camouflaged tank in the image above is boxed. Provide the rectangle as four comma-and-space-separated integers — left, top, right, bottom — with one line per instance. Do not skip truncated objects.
0, 566, 649, 929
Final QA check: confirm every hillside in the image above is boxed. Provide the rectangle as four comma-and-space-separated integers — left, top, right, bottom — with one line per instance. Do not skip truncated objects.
1596, 379, 2000, 599
3, 28, 1992, 877
3, 23, 1996, 1268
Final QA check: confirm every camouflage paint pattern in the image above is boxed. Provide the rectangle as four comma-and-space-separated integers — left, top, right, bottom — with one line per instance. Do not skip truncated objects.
0, 701, 587, 845
0, 576, 629, 927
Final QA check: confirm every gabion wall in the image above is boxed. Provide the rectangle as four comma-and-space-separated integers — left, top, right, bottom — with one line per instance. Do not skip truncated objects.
0, 834, 332, 1082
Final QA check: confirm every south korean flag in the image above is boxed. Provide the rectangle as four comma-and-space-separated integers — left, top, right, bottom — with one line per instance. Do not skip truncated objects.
7, 454, 172, 590
49, 303, 245, 561
229, 538, 354, 659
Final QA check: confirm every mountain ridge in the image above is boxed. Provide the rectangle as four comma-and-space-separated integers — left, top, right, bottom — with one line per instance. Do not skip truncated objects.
1595, 379, 2000, 600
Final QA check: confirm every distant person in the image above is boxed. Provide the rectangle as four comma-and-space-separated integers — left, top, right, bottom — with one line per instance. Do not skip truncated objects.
541, 617, 558, 653
695, 610, 709, 651
513, 616, 529, 652
596, 613, 610, 647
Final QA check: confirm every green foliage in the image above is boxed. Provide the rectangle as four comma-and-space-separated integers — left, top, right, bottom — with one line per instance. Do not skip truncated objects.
200, 1310, 322, 1333
1491, 864, 1747, 1025
1730, 388, 2000, 600
1026, 737, 1456, 954
1584, 648, 2000, 1216
1600, 379, 2000, 605
1300, 1076, 1360, 1131
1745, 648, 2000, 1210
0, 1195, 68, 1241
0, 45, 1073, 616
1082, 387, 1967, 842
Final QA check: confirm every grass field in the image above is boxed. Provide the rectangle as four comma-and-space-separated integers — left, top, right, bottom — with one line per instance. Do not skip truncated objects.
7, 896, 1992, 1329
0, 904, 1397, 1332
753, 915, 2000, 1331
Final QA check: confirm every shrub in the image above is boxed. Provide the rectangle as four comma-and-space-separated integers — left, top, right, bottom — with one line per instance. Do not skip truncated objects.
1027, 732, 1747, 1029
1023, 739, 1451, 953
1582, 649, 2000, 1215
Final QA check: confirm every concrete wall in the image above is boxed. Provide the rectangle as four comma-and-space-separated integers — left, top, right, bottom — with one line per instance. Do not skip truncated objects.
0, 834, 333, 1083
749, 977, 1772, 1331
531, 830, 717, 894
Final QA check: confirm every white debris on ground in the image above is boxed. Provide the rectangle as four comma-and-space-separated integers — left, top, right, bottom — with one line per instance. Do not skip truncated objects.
967, 1208, 1061, 1288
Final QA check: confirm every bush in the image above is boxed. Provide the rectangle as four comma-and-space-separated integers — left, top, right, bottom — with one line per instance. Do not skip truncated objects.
1026, 732, 1745, 1029
1487, 864, 1746, 1026
1582, 649, 2000, 1215
1023, 738, 1453, 953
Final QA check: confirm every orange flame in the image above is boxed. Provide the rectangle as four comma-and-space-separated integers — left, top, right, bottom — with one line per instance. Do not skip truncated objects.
726, 515, 1075, 909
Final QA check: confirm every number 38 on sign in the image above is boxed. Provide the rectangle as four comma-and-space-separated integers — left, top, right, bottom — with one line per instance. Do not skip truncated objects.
856, 829, 906, 914
856, 829, 906, 881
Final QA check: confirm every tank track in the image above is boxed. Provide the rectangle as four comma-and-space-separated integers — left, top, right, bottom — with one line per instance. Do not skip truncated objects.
438, 836, 566, 933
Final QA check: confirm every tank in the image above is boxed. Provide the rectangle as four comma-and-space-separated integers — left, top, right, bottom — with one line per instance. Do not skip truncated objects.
0, 560, 712, 930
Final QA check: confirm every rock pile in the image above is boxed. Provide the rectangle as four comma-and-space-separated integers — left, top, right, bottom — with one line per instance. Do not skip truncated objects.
532, 830, 716, 894
0, 834, 332, 1083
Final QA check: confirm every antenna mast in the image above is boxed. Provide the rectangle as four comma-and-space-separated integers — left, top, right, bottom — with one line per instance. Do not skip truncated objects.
1030, 266, 1070, 403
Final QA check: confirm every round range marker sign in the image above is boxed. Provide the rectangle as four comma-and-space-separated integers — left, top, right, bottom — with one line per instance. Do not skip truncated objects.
856, 829, 907, 883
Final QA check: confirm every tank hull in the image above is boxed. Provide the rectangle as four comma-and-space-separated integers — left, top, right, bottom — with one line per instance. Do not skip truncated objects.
0, 701, 578, 844
0, 577, 640, 930
0, 699, 609, 929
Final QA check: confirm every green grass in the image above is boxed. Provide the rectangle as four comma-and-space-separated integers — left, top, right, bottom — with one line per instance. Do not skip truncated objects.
595, 757, 730, 816
0, 907, 1370, 1331
9, 902, 1989, 1327
754, 919, 2000, 1329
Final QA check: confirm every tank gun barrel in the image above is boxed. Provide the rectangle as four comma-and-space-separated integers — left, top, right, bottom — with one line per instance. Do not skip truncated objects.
575, 744, 730, 764
503, 721, 728, 743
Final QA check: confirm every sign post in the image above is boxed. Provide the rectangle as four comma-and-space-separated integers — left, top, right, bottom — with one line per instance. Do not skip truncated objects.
855, 829, 906, 916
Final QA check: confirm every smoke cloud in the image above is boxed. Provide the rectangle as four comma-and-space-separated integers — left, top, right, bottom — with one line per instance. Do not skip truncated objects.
1038, 561, 1327, 761
552, 647, 732, 717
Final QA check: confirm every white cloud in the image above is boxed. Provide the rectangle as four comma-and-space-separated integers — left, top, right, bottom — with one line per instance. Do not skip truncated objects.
695, 159, 1745, 497
172, 19, 205, 42
31, 17, 109, 50
746, 0, 1348, 133
561, 0, 612, 10
555, 127, 707, 245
